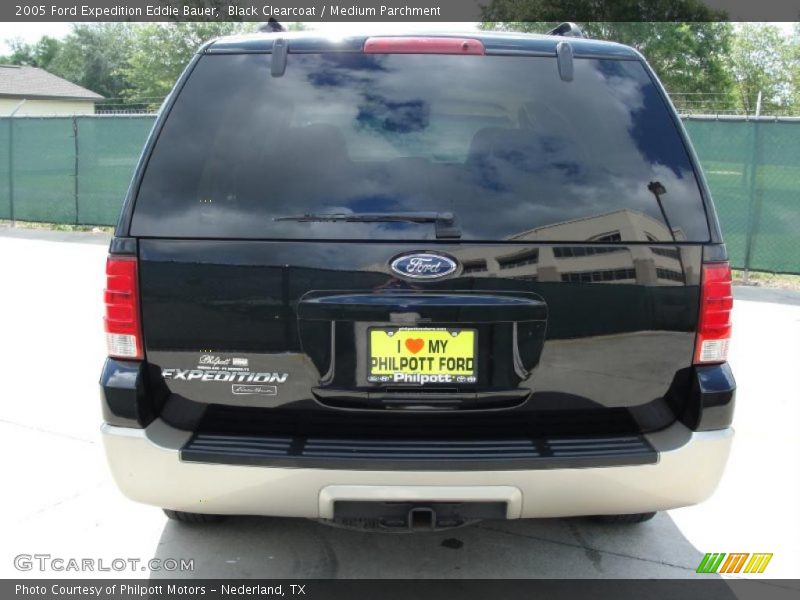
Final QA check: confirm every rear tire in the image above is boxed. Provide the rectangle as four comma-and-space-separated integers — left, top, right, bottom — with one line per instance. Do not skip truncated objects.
590, 512, 657, 524
163, 509, 225, 524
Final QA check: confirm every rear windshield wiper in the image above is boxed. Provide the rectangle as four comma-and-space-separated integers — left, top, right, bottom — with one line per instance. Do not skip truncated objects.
275, 211, 461, 239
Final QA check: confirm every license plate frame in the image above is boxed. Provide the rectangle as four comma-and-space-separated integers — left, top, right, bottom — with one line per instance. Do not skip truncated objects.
367, 327, 478, 385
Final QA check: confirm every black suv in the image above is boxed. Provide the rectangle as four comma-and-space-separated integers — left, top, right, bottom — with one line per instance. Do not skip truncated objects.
100, 30, 735, 529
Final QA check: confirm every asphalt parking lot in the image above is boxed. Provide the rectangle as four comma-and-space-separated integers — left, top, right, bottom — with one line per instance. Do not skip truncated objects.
0, 227, 798, 580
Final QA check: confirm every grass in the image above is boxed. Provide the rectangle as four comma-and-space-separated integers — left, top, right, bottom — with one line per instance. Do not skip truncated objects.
0, 219, 114, 234
732, 269, 800, 291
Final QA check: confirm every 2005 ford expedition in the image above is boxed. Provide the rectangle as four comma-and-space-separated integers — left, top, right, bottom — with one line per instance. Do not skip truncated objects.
100, 28, 735, 530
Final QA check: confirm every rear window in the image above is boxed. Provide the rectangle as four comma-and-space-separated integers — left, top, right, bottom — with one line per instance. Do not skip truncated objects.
130, 51, 709, 242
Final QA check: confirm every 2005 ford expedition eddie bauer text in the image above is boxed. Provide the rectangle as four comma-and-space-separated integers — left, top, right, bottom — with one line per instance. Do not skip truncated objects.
100, 27, 735, 530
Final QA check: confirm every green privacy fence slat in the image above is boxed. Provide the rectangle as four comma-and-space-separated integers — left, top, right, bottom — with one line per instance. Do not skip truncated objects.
748, 122, 800, 274
683, 119, 752, 269
10, 117, 75, 223
76, 116, 153, 225
0, 115, 797, 274
0, 115, 154, 227
0, 119, 9, 220
683, 119, 800, 274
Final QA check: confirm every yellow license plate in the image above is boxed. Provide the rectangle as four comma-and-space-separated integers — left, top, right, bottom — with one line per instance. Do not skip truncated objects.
368, 327, 477, 384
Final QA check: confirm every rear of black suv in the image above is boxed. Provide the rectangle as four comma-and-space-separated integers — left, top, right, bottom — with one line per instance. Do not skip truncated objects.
100, 31, 735, 528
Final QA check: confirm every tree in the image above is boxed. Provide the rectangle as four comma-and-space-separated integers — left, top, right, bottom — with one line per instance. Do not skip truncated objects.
2, 26, 133, 101
47, 24, 134, 101
480, 0, 726, 24
728, 24, 794, 115
2, 21, 268, 108
119, 22, 253, 105
480, 0, 737, 113
1, 36, 62, 69
482, 21, 736, 110
588, 23, 733, 97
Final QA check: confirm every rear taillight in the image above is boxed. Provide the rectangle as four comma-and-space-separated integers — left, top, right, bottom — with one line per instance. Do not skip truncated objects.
104, 256, 142, 360
694, 262, 733, 364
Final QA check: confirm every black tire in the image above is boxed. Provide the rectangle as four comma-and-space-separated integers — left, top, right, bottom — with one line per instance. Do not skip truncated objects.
163, 509, 225, 524
590, 512, 657, 524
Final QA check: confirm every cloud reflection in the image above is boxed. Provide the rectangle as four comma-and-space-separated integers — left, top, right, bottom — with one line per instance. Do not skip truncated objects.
131, 52, 709, 242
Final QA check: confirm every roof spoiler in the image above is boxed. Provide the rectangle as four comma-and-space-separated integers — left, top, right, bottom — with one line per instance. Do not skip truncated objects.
547, 22, 586, 38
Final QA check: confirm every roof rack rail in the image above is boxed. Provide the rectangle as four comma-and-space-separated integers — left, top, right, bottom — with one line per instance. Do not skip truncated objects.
546, 22, 586, 38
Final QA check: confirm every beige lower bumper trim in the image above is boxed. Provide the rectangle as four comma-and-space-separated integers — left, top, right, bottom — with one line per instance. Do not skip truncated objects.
101, 420, 733, 519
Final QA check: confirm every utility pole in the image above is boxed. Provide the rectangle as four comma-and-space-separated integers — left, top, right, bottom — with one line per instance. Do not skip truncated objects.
743, 90, 762, 284
7, 99, 26, 228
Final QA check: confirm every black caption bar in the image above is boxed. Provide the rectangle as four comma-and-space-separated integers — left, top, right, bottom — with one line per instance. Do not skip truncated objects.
5, 579, 800, 600
7, 1, 473, 21
2, 0, 800, 22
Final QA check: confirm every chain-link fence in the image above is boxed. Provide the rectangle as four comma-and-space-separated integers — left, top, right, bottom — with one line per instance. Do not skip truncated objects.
682, 116, 800, 274
0, 114, 798, 274
671, 93, 799, 118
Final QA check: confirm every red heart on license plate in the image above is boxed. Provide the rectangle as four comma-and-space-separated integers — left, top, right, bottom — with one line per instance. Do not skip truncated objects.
405, 338, 424, 354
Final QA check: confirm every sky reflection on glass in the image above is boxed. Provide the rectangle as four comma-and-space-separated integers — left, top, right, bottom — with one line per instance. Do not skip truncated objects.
131, 52, 709, 242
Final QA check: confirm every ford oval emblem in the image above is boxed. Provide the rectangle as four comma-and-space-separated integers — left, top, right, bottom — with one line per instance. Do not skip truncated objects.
390, 252, 459, 280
